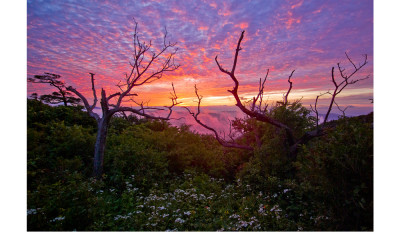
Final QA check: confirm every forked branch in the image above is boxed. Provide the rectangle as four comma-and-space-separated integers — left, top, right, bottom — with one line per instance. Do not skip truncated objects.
323, 53, 368, 125
66, 83, 100, 122
214, 30, 296, 145
251, 69, 269, 112
114, 19, 180, 109
184, 85, 253, 151
284, 70, 295, 105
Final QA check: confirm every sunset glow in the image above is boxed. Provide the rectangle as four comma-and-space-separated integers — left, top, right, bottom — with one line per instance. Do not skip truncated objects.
23, 1, 378, 233
27, 0, 373, 112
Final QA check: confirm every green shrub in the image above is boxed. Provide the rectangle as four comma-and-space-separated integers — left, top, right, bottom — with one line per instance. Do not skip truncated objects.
294, 115, 373, 230
27, 99, 373, 231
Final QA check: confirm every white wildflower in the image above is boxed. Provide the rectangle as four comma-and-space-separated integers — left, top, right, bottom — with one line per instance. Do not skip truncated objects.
229, 214, 240, 219
270, 205, 281, 212
27, 209, 37, 215
114, 215, 127, 220
175, 218, 185, 224
51, 216, 65, 222
239, 221, 248, 228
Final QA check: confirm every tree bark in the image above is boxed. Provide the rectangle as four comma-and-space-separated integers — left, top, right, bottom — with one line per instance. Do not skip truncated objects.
61, 92, 68, 107
93, 117, 109, 179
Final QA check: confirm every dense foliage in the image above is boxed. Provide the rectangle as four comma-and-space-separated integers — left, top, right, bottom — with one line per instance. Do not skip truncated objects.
27, 99, 373, 231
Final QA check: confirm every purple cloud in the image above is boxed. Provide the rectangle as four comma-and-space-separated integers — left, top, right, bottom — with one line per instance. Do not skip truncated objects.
28, 0, 373, 116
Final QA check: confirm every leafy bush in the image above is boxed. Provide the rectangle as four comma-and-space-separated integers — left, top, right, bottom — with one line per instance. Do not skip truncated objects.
27, 100, 373, 231
294, 114, 373, 230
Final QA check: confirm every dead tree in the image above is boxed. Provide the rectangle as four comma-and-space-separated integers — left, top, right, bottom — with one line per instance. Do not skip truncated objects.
66, 21, 180, 179
28, 73, 81, 106
188, 30, 368, 157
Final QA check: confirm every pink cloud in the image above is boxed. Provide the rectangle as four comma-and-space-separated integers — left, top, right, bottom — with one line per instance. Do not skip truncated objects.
28, 0, 373, 116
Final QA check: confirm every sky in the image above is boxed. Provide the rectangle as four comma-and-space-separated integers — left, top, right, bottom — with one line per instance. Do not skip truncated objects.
4, 1, 400, 243
27, 0, 373, 132
5, 1, 400, 243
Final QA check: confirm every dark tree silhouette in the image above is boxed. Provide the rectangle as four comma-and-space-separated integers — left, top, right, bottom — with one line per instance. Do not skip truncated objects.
28, 73, 81, 106
29, 92, 39, 100
67, 21, 180, 179
188, 30, 369, 157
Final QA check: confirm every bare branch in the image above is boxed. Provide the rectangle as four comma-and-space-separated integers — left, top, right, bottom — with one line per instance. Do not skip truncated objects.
115, 34, 179, 108
185, 85, 253, 151
113, 106, 171, 120
284, 70, 295, 105
345, 51, 357, 71
251, 69, 269, 112
89, 73, 98, 110
323, 53, 368, 125
309, 91, 330, 128
213, 31, 295, 145
215, 56, 231, 75
231, 30, 245, 74
107, 92, 121, 101
66, 85, 100, 121
331, 67, 338, 87
163, 82, 181, 119
334, 99, 349, 118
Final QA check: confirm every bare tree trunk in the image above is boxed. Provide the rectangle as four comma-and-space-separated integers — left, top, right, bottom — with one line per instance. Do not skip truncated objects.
93, 118, 109, 179
55, 84, 68, 107
62, 94, 68, 107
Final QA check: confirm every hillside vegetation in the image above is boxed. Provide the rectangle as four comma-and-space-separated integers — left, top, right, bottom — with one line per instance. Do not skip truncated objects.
27, 99, 373, 231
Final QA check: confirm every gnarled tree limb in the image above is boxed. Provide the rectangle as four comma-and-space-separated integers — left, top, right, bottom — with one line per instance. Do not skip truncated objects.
189, 30, 369, 158
185, 85, 253, 151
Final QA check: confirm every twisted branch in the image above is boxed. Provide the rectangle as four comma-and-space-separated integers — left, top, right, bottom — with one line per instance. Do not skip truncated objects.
185, 85, 253, 150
